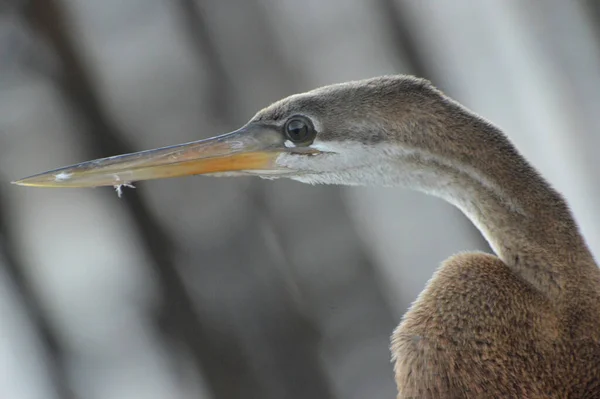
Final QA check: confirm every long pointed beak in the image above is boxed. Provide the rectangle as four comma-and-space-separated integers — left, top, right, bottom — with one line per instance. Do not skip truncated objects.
12, 124, 309, 188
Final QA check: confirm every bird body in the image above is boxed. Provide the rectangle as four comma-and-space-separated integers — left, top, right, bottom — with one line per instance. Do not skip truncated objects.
14, 75, 600, 398
394, 252, 600, 398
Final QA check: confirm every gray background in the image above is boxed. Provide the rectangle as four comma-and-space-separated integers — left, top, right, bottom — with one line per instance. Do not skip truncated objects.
1, 1, 600, 398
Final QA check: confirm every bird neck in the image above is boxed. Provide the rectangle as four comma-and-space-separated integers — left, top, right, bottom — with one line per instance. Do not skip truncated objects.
388, 107, 598, 299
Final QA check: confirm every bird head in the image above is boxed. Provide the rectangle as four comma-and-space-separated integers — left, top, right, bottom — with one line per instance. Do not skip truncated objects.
13, 75, 445, 189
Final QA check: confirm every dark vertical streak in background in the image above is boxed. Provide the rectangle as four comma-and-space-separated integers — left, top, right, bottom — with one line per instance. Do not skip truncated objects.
375, 0, 431, 78
171, 1, 336, 397
0, 4, 74, 399
583, 0, 600, 45
248, 185, 337, 398
0, 185, 74, 399
173, 0, 235, 124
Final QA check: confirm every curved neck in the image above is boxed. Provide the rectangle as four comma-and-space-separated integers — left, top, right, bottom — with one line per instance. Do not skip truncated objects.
390, 109, 597, 298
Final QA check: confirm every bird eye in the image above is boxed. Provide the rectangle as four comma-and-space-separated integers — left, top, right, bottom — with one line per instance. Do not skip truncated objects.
284, 116, 316, 145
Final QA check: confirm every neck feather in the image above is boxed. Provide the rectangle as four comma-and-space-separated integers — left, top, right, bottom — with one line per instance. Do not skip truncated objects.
388, 110, 597, 298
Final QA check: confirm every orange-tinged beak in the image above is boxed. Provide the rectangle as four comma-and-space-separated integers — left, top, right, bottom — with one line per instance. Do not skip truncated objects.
12, 124, 314, 188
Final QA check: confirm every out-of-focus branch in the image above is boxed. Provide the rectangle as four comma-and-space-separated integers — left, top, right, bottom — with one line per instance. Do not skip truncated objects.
22, 1, 265, 397
248, 184, 337, 398
0, 184, 76, 399
374, 0, 431, 79
582, 0, 600, 48
173, 0, 235, 124
172, 1, 336, 397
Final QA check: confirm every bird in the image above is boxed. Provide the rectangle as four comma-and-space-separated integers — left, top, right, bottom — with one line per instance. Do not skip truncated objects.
14, 75, 600, 398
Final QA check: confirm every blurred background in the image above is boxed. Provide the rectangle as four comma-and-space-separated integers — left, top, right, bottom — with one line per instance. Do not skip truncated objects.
1, 1, 600, 398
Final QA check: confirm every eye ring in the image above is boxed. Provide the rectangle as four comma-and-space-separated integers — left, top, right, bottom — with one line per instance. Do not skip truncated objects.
284, 115, 316, 145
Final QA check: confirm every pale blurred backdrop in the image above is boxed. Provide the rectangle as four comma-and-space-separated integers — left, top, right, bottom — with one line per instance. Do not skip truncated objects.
1, 1, 600, 398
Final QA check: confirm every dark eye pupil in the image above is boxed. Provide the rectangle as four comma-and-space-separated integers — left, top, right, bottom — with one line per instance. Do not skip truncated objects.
287, 120, 309, 141
285, 117, 316, 145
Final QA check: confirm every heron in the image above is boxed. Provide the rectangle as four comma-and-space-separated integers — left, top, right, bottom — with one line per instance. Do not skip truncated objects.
14, 75, 600, 397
